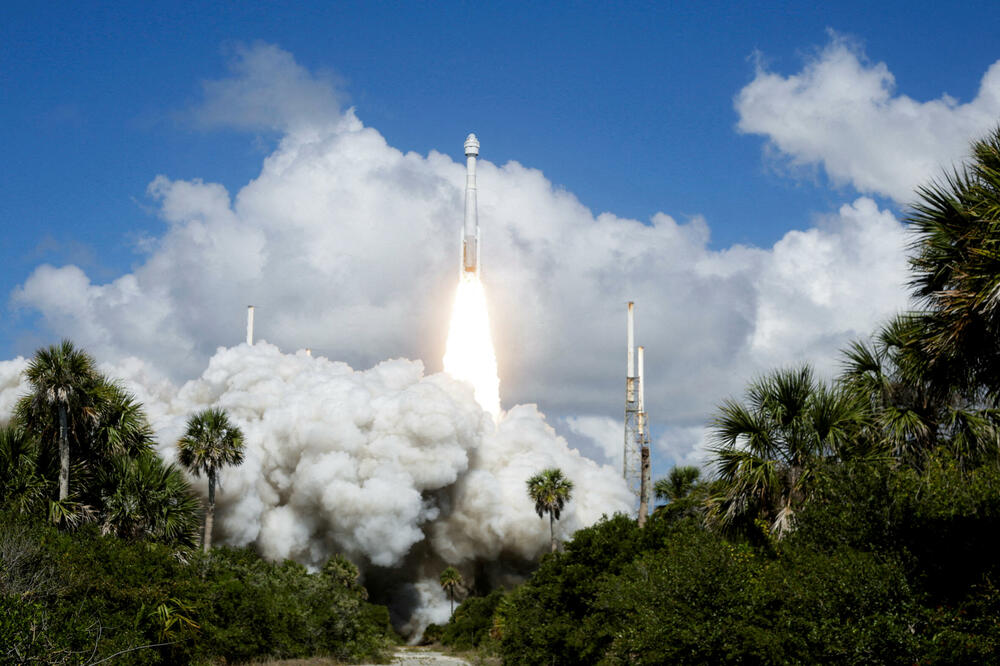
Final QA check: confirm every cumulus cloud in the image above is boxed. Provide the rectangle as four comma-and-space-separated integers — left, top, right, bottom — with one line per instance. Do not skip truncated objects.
11, 42, 911, 472
736, 34, 1000, 203
563, 415, 622, 468
192, 42, 343, 132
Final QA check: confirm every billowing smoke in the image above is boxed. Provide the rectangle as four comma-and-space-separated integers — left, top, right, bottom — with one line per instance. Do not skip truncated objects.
0, 357, 29, 418
1, 343, 629, 633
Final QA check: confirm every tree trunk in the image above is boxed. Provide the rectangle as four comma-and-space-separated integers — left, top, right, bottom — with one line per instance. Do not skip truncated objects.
58, 404, 69, 501
789, 464, 805, 508
204, 469, 216, 553
550, 513, 556, 552
450, 591, 454, 615
638, 445, 651, 528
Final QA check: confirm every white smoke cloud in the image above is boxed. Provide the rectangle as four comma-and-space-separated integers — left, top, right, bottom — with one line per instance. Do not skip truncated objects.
736, 33, 1000, 204
0, 358, 29, 420
157, 343, 629, 564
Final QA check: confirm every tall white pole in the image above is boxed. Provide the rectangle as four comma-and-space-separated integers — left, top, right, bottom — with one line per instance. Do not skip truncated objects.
246, 305, 255, 346
626, 302, 635, 402
638, 345, 645, 414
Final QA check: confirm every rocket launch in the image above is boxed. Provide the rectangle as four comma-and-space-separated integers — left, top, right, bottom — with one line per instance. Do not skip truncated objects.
462, 133, 480, 274
444, 132, 501, 419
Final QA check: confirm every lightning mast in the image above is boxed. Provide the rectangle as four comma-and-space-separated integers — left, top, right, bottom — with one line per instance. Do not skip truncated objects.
247, 305, 255, 346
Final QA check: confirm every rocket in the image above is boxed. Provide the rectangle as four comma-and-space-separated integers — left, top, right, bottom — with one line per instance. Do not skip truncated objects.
462, 133, 481, 275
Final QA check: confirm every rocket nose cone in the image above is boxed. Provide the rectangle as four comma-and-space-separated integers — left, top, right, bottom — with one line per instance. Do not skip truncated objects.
464, 133, 480, 156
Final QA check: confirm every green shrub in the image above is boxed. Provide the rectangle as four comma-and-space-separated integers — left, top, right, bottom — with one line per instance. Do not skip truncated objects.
441, 588, 505, 650
422, 622, 444, 645
499, 513, 682, 665
0, 512, 392, 664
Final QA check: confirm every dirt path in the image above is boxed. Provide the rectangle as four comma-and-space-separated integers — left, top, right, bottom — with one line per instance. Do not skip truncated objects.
263, 646, 474, 666
382, 648, 471, 665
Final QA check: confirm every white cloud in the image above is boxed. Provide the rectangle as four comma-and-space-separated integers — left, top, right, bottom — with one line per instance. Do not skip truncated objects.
563, 414, 623, 467
654, 424, 714, 470
736, 34, 1000, 203
192, 42, 343, 132
10, 43, 911, 471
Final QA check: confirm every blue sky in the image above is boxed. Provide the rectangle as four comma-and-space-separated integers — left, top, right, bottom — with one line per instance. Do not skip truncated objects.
3, 1, 1000, 468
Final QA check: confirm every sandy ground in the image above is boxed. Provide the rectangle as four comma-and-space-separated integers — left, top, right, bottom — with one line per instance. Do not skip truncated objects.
381, 648, 471, 665
263, 647, 473, 665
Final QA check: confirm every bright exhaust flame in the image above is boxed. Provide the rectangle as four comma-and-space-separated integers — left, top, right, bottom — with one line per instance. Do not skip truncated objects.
443, 273, 501, 420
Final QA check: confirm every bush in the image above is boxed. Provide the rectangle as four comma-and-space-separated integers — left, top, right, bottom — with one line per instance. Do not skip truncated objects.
792, 454, 1000, 603
441, 588, 506, 650
499, 513, 685, 664
0, 512, 393, 664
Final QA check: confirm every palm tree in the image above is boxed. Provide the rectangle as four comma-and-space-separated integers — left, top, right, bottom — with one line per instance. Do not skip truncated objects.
839, 315, 1000, 469
439, 566, 463, 616
88, 377, 156, 459
99, 451, 201, 546
708, 366, 865, 537
526, 468, 574, 552
654, 466, 701, 504
177, 408, 246, 553
17, 340, 100, 502
908, 125, 1000, 398
0, 423, 48, 514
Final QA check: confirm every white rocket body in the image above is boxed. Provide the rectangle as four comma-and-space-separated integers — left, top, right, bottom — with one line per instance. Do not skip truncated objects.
462, 133, 480, 274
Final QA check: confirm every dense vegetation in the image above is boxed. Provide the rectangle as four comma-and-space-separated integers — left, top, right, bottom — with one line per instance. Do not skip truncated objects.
484, 455, 1000, 664
431, 126, 1000, 663
0, 514, 393, 663
0, 343, 393, 663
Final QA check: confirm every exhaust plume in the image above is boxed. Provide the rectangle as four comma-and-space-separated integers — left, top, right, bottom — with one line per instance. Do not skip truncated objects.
443, 273, 501, 420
